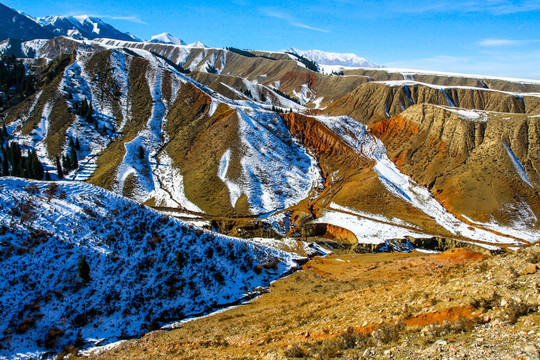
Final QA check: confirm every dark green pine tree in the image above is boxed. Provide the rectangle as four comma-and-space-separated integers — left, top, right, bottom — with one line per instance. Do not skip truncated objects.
45, 170, 50, 180
9, 142, 22, 176
70, 147, 78, 169
56, 156, 63, 179
62, 154, 69, 171
68, 136, 75, 149
77, 256, 91, 283
29, 150, 43, 180
138, 145, 144, 160
84, 101, 93, 122
74, 137, 81, 151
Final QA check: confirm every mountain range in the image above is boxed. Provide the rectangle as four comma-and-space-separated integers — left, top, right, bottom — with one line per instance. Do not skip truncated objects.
0, 2, 539, 359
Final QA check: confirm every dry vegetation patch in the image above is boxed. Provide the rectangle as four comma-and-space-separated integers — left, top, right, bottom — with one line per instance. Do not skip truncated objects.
77, 245, 540, 360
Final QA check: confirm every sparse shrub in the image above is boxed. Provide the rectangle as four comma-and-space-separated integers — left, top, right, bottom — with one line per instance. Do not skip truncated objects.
24, 183, 40, 194
214, 271, 225, 285
422, 316, 481, 344
502, 299, 538, 324
175, 251, 186, 270
56, 345, 81, 359
470, 291, 501, 311
254, 264, 263, 274
44, 327, 64, 349
16, 318, 34, 334
77, 256, 91, 284
263, 258, 279, 271
284, 344, 307, 358
526, 250, 540, 264
45, 182, 59, 202
15, 199, 37, 223
371, 321, 403, 345
148, 236, 161, 249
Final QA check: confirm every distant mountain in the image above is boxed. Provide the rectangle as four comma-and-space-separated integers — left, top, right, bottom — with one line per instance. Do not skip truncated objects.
289, 48, 381, 68
38, 15, 141, 42
0, 3, 140, 42
187, 40, 206, 48
149, 32, 186, 45
0, 3, 54, 41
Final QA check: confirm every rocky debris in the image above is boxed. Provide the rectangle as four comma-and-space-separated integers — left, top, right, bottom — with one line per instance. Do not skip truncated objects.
522, 264, 539, 275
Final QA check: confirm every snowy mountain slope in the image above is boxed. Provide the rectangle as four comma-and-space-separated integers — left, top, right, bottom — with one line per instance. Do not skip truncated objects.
289, 48, 381, 68
0, 3, 54, 42
1, 16, 538, 243
0, 3, 139, 43
37, 15, 141, 42
149, 32, 186, 45
0, 178, 302, 359
310, 115, 538, 246
1, 44, 321, 216
218, 107, 322, 214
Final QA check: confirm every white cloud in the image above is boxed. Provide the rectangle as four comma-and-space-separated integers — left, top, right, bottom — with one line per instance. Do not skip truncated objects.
261, 8, 330, 33
477, 38, 540, 47
67, 12, 147, 25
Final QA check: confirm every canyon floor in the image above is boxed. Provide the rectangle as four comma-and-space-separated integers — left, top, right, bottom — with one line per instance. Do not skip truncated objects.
78, 244, 540, 360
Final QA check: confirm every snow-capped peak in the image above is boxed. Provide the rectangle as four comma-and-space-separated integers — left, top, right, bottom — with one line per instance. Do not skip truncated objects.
36, 15, 141, 41
72, 15, 100, 25
187, 41, 206, 48
149, 32, 186, 45
288, 48, 382, 68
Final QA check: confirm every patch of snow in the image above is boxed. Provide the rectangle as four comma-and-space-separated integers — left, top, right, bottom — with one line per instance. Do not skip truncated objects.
502, 142, 533, 187
187, 41, 206, 48
313, 210, 424, 244
231, 109, 323, 214
312, 97, 324, 109
293, 84, 316, 105
151, 151, 202, 211
208, 99, 219, 116
217, 148, 243, 208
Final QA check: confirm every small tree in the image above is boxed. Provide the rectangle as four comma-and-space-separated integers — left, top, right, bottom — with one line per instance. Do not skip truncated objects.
56, 156, 63, 179
175, 251, 185, 270
78, 256, 91, 283
45, 182, 59, 202
138, 145, 145, 160
69, 147, 78, 169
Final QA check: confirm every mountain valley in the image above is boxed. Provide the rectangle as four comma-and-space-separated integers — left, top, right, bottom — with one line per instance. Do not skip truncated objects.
0, 3, 539, 359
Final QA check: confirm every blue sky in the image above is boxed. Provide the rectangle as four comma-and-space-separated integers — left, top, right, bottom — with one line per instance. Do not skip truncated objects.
4, 0, 540, 79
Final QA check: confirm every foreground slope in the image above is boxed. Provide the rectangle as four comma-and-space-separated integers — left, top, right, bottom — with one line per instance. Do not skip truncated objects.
86, 246, 540, 360
0, 178, 301, 358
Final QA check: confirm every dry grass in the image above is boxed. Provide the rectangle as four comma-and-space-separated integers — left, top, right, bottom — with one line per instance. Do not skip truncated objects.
85, 250, 507, 360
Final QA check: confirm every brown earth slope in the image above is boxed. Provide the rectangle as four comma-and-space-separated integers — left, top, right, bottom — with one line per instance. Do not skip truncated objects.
83, 245, 540, 360
369, 104, 540, 226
